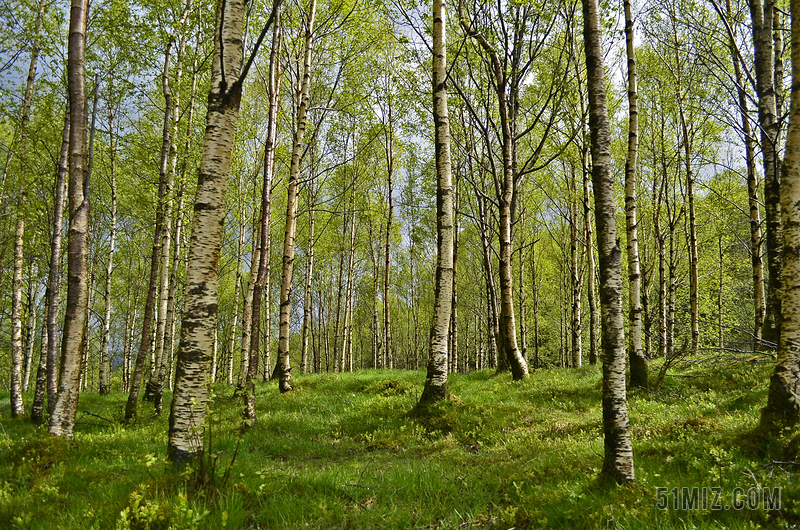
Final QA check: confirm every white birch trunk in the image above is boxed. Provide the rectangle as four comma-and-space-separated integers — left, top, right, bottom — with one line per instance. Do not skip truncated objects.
582, 0, 635, 482
419, 0, 454, 406
276, 0, 317, 393
49, 0, 90, 439
168, 0, 248, 462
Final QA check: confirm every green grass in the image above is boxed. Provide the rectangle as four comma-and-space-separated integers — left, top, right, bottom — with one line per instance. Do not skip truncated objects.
1, 362, 799, 529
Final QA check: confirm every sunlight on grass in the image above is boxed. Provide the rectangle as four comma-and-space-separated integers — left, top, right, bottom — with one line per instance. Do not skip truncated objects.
1, 363, 798, 528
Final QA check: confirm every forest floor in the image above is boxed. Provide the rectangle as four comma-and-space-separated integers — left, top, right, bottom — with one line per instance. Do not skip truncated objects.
0, 360, 797, 529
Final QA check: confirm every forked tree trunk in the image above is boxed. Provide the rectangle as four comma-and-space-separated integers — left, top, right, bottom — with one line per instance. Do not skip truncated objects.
760, 0, 800, 432
276, 0, 316, 393
31, 4, 60, 425
418, 0, 454, 406
717, 0, 766, 344
459, 7, 527, 379
246, 8, 281, 421
49, 0, 90, 438
146, 1, 192, 410
582, 0, 635, 482
624, 0, 647, 387
569, 167, 584, 368
751, 0, 783, 346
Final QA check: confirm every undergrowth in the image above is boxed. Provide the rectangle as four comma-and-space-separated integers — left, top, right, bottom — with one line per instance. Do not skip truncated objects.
1, 362, 798, 529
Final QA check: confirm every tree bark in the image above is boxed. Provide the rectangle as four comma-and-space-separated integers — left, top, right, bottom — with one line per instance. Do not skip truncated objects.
276, 0, 316, 393
10, 217, 25, 417
301, 183, 314, 374
146, 1, 192, 411
751, 0, 782, 346
459, 3, 527, 380
582, 0, 635, 482
49, 0, 90, 439
99, 100, 117, 396
584, 157, 598, 365
247, 5, 281, 421
759, 0, 800, 433
624, 0, 647, 387
29, 0, 57, 425
419, 0, 454, 406
168, 0, 255, 462
384, 106, 394, 370
718, 0, 766, 345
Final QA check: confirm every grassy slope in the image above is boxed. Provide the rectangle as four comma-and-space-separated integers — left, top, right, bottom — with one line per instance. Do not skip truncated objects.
0, 362, 798, 529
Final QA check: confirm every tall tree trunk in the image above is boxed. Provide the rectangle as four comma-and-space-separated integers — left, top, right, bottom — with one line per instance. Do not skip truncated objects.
459, 1, 527, 380
275, 0, 316, 393
570, 166, 584, 368
49, 0, 89, 438
333, 210, 346, 371
384, 109, 394, 370
419, 0, 454, 406
146, 2, 192, 410
624, 0, 647, 386
345, 208, 356, 372
22, 277, 38, 392
228, 215, 245, 385
717, 0, 766, 344
584, 158, 598, 365
477, 194, 500, 367
751, 0, 782, 346
28, 0, 55, 424
126, 53, 175, 420
99, 98, 118, 396
449, 175, 459, 373
518, 211, 528, 365
582, 0, 635, 482
247, 7, 281, 421
168, 0, 262, 461
760, 0, 800, 432
10, 217, 25, 417
671, 38, 700, 357
165, 186, 186, 391
301, 181, 315, 374
532, 238, 541, 370
238, 229, 259, 386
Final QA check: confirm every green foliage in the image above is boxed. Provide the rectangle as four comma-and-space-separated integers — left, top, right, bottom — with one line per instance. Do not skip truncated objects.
1, 363, 798, 529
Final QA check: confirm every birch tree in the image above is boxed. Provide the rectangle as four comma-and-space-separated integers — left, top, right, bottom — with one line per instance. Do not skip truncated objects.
275, 0, 318, 393
49, 0, 90, 439
418, 0, 454, 406
168, 0, 282, 461
624, 0, 647, 388
581, 0, 635, 482
759, 0, 800, 433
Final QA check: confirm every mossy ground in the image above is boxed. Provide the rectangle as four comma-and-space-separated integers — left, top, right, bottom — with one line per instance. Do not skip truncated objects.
1, 362, 798, 529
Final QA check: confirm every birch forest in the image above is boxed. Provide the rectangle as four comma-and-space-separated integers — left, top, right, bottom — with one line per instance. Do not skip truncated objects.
3, 0, 800, 525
